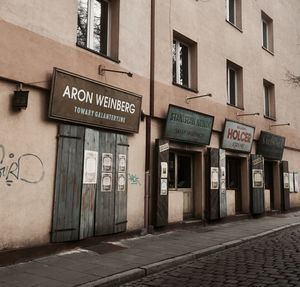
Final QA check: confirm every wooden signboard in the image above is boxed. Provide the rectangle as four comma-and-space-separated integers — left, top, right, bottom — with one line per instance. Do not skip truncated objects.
49, 68, 142, 133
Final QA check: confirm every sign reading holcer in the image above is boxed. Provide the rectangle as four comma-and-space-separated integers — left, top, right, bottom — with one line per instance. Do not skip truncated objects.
221, 120, 255, 153
164, 105, 214, 145
49, 68, 142, 133
256, 131, 285, 160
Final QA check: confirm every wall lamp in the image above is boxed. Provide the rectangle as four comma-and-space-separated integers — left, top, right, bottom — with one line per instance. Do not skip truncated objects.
98, 65, 133, 77
185, 93, 212, 104
269, 123, 290, 129
12, 83, 29, 110
236, 112, 260, 117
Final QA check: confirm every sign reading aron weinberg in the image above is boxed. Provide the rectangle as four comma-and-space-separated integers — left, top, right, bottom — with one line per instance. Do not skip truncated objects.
221, 120, 255, 153
48, 68, 142, 133
164, 105, 214, 145
257, 131, 285, 160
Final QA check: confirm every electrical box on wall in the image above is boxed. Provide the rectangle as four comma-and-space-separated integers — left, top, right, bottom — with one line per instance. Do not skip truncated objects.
12, 90, 29, 110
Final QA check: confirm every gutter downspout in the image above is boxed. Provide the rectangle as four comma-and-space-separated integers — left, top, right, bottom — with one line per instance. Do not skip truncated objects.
144, 0, 155, 234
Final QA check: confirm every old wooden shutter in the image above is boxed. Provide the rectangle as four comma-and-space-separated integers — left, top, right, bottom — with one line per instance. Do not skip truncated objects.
154, 139, 169, 227
114, 134, 129, 233
95, 131, 128, 235
95, 132, 116, 235
250, 154, 265, 215
80, 128, 99, 239
281, 160, 290, 211
51, 124, 84, 242
219, 149, 227, 218
207, 148, 220, 220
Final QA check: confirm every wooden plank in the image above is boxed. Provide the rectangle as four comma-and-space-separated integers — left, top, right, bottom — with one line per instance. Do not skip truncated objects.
51, 124, 84, 242
154, 139, 169, 227
207, 148, 219, 221
80, 128, 99, 239
95, 131, 116, 235
250, 154, 264, 215
219, 149, 227, 218
281, 160, 290, 211
114, 134, 128, 233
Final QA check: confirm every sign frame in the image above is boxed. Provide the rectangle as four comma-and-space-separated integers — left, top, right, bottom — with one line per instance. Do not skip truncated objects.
256, 131, 285, 160
164, 104, 214, 146
48, 68, 142, 133
221, 119, 255, 153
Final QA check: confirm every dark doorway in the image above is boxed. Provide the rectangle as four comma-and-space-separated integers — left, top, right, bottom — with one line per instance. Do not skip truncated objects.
226, 156, 242, 214
264, 161, 274, 210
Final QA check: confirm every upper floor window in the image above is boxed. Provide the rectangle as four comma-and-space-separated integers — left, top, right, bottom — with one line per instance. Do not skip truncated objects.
264, 80, 276, 119
226, 0, 242, 30
261, 11, 274, 53
227, 60, 243, 108
172, 31, 197, 91
77, 0, 119, 60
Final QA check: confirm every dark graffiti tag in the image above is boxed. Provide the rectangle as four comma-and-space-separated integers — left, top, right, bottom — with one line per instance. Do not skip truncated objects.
0, 145, 45, 187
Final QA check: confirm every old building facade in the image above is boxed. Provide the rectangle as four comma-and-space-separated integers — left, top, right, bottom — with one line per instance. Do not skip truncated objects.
0, 0, 299, 250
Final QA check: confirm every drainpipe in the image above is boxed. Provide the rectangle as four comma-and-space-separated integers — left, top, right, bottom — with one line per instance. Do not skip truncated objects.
144, 0, 155, 234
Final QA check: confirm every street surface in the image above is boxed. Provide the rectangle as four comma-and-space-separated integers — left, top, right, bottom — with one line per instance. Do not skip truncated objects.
122, 225, 300, 287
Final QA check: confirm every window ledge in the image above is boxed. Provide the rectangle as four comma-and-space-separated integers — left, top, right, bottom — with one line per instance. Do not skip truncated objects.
264, 115, 276, 121
225, 20, 243, 33
262, 46, 274, 56
76, 44, 120, 63
226, 103, 244, 110
172, 82, 198, 93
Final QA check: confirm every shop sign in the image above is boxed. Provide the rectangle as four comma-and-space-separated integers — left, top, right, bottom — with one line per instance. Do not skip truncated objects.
256, 131, 285, 160
221, 120, 255, 153
164, 105, 214, 145
49, 68, 142, 133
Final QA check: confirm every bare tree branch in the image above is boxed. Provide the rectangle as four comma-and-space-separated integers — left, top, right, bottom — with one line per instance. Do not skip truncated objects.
286, 70, 300, 87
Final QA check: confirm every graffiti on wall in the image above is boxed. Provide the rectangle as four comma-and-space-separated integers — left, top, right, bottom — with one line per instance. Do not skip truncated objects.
0, 145, 45, 187
128, 173, 141, 185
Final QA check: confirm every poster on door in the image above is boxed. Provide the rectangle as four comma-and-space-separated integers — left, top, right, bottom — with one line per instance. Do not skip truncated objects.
289, 172, 295, 192
118, 173, 126, 192
211, 167, 219, 190
283, 172, 290, 189
252, 169, 264, 188
102, 153, 113, 172
101, 173, 112, 192
160, 179, 168, 195
83, 150, 98, 184
294, 172, 299, 192
118, 154, 127, 172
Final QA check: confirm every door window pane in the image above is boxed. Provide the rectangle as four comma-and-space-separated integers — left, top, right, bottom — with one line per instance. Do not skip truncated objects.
169, 152, 175, 189
177, 155, 191, 188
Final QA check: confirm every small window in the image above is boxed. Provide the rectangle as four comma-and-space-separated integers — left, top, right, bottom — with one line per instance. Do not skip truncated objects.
264, 80, 276, 119
169, 152, 192, 190
226, 0, 242, 30
227, 60, 243, 108
172, 31, 197, 90
261, 11, 274, 53
77, 0, 119, 59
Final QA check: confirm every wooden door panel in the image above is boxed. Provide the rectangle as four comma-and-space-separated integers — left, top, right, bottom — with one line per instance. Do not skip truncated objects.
51, 124, 84, 242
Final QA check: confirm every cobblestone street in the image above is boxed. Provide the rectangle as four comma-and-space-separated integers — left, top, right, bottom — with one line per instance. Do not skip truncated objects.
122, 226, 300, 287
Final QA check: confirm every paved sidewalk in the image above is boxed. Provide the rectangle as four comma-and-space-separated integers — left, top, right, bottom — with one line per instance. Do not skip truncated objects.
1, 212, 300, 287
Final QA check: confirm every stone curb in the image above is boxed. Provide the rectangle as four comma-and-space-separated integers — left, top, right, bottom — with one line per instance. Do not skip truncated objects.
78, 222, 300, 287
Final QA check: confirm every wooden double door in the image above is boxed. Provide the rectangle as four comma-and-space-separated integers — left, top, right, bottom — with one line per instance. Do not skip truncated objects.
51, 124, 128, 242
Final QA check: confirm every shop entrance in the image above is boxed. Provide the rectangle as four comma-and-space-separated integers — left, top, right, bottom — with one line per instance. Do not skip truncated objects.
169, 152, 193, 219
51, 124, 128, 243
226, 156, 242, 214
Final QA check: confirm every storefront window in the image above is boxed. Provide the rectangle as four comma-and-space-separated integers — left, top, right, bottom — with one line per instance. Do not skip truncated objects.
226, 156, 241, 189
169, 152, 192, 189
